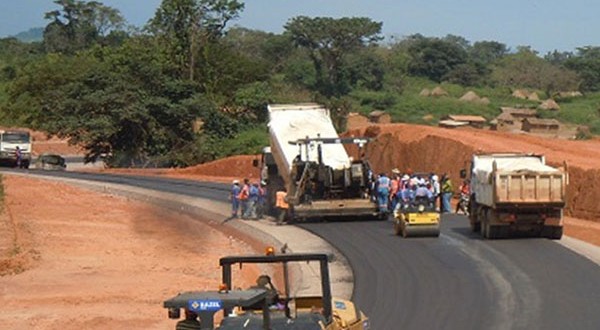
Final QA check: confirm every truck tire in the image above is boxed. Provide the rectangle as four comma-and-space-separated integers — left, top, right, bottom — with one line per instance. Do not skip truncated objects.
552, 227, 563, 240
469, 202, 481, 233
481, 219, 489, 239
471, 221, 481, 233
543, 226, 563, 240
487, 226, 500, 239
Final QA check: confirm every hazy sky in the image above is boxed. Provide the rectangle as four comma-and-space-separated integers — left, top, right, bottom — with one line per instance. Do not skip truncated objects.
1, 0, 598, 54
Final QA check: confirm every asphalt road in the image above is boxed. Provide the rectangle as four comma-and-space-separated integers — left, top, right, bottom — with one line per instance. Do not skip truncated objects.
12, 169, 600, 330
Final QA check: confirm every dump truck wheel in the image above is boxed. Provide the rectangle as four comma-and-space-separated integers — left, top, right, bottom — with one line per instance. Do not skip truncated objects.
551, 227, 563, 240
488, 226, 500, 239
481, 215, 489, 239
470, 220, 480, 233
553, 227, 563, 240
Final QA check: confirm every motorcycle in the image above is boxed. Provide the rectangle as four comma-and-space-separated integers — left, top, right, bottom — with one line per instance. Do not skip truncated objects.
458, 192, 470, 215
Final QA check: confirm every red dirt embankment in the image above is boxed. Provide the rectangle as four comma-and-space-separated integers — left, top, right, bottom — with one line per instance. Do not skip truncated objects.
345, 124, 600, 223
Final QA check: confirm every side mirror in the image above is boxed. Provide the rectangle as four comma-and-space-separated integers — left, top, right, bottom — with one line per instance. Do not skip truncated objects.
459, 169, 467, 179
252, 159, 259, 167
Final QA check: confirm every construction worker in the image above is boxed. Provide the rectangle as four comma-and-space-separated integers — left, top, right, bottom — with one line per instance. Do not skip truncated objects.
176, 309, 202, 330
441, 173, 454, 213
456, 179, 470, 215
229, 180, 241, 218
248, 182, 260, 219
15, 146, 22, 168
430, 174, 441, 212
376, 173, 391, 215
239, 178, 250, 219
256, 181, 267, 219
390, 169, 401, 212
275, 188, 289, 225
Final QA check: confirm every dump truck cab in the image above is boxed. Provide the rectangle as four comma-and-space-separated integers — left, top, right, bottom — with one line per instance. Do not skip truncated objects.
163, 251, 370, 329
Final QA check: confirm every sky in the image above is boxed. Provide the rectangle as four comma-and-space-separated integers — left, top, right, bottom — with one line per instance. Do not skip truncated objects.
1, 0, 598, 54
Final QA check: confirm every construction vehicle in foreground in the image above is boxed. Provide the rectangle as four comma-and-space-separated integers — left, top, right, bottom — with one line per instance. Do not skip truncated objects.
463, 153, 567, 239
163, 249, 370, 329
256, 103, 379, 222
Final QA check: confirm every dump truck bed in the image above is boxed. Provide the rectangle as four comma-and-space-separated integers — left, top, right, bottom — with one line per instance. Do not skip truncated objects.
268, 103, 350, 180
472, 154, 566, 208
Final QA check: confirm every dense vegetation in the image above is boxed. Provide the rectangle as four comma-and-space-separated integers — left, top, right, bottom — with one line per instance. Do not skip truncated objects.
1, 0, 600, 167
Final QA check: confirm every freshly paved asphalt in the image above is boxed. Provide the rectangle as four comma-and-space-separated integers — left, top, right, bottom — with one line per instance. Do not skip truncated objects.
12, 169, 600, 330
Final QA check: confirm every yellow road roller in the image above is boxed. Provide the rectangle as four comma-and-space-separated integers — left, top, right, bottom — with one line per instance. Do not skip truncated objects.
393, 196, 440, 237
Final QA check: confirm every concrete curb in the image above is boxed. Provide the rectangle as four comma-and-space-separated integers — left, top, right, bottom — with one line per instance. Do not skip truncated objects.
8, 173, 354, 299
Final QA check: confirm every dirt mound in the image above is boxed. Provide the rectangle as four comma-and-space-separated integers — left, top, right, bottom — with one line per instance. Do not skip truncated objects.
173, 155, 260, 181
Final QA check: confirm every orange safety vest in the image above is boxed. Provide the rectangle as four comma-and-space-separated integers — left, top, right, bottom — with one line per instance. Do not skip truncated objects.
239, 185, 250, 200
275, 191, 288, 209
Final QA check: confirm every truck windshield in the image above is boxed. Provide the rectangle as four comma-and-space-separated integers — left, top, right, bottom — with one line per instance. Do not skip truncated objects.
2, 133, 30, 143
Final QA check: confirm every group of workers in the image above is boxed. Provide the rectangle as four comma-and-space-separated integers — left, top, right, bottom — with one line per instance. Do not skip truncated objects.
229, 178, 290, 225
372, 169, 457, 215
230, 178, 267, 220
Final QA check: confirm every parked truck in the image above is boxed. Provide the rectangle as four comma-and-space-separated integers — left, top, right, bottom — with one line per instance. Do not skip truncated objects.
0, 130, 32, 168
463, 153, 567, 239
258, 103, 379, 221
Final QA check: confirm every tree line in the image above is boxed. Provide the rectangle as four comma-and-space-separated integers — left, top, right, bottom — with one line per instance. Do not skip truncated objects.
1, 0, 599, 167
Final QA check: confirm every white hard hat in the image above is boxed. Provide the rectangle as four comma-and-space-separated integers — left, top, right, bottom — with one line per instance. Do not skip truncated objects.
402, 174, 410, 181
432, 175, 438, 181
233, 180, 239, 184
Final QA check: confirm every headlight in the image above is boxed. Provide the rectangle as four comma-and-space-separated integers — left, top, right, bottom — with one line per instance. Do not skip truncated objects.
418, 204, 425, 213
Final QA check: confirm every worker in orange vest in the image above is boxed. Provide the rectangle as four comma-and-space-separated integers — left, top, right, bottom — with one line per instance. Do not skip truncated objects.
239, 178, 251, 219
275, 188, 289, 225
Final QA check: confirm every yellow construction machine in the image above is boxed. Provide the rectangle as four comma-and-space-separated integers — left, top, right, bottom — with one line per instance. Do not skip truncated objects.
393, 196, 440, 238
163, 248, 370, 329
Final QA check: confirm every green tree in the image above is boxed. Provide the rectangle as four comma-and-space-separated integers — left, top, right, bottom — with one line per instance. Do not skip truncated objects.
285, 16, 383, 97
470, 40, 508, 65
6, 37, 204, 167
491, 48, 579, 95
406, 37, 468, 82
43, 0, 125, 54
564, 47, 600, 92
148, 0, 244, 82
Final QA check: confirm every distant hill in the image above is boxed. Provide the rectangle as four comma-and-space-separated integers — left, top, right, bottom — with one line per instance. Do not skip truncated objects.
12, 27, 43, 43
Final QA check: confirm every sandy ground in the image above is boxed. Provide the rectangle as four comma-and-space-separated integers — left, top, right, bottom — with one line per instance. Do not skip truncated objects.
0, 175, 261, 330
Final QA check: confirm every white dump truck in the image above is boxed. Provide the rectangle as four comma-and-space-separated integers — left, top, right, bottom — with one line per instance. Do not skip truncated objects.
464, 153, 567, 239
0, 129, 32, 168
257, 103, 379, 221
